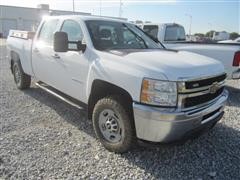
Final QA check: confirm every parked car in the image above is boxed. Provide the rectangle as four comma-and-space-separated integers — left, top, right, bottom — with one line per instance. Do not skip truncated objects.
7, 16, 228, 153
142, 23, 240, 80
219, 37, 240, 44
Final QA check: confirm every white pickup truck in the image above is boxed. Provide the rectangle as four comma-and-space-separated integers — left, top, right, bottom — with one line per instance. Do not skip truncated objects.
142, 23, 240, 80
7, 16, 228, 153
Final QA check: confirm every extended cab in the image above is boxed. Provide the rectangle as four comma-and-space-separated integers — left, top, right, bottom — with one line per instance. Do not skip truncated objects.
7, 16, 228, 153
142, 23, 240, 80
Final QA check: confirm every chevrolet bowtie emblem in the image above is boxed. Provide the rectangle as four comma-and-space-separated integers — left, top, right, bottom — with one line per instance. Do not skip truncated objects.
209, 82, 219, 94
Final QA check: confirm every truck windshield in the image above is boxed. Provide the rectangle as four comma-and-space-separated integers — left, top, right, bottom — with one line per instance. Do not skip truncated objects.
164, 25, 186, 41
85, 20, 162, 51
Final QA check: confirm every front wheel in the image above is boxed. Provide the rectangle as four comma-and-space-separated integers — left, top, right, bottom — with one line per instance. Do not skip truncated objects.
92, 96, 136, 153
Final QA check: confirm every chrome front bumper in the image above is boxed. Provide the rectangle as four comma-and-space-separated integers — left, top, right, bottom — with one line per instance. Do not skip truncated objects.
133, 89, 229, 142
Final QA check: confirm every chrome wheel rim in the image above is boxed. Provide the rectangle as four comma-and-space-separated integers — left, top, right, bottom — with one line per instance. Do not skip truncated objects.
13, 65, 21, 85
98, 109, 124, 143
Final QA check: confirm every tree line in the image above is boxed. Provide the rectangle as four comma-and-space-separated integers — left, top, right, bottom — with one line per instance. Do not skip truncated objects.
194, 31, 239, 39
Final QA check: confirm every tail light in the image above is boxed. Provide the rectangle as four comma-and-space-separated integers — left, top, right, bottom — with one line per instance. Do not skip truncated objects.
233, 51, 240, 67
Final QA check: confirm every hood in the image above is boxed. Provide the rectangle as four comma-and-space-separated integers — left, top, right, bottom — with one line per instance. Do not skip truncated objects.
105, 49, 225, 81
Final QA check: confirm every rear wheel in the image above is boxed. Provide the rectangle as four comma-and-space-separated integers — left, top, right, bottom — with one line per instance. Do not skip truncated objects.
92, 96, 136, 153
13, 61, 31, 89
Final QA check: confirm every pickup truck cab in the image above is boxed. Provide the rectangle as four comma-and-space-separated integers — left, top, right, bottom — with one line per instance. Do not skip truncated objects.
7, 16, 228, 153
142, 23, 240, 80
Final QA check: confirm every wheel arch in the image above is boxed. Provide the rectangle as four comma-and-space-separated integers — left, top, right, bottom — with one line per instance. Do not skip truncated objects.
88, 79, 134, 120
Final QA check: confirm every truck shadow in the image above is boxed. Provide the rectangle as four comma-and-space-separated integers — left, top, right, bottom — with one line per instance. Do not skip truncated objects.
24, 87, 95, 137
23, 86, 240, 179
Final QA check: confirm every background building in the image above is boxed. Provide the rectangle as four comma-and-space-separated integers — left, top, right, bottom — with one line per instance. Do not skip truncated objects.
0, 4, 91, 37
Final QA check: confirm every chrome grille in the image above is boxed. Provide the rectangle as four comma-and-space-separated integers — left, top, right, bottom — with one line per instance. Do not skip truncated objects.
184, 87, 224, 108
185, 74, 226, 89
178, 73, 226, 109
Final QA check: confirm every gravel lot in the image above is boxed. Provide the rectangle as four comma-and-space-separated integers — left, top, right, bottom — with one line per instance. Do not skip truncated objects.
0, 39, 240, 179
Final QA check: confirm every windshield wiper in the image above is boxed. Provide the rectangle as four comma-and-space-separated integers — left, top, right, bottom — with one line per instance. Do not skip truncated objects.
123, 23, 148, 49
134, 25, 166, 49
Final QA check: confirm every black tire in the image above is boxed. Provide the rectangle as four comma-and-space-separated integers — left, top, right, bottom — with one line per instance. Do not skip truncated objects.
92, 96, 136, 153
12, 61, 31, 89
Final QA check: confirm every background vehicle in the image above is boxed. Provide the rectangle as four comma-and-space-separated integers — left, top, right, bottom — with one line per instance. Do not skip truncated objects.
212, 31, 230, 41
219, 37, 240, 44
7, 16, 228, 153
142, 23, 240, 80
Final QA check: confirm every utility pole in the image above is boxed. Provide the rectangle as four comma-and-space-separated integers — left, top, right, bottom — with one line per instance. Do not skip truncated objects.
72, 0, 75, 12
119, 0, 123, 18
100, 0, 102, 16
185, 13, 192, 36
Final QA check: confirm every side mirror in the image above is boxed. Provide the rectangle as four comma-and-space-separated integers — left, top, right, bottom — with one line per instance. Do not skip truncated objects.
54, 31, 87, 52
68, 41, 86, 52
54, 32, 68, 52
77, 41, 87, 52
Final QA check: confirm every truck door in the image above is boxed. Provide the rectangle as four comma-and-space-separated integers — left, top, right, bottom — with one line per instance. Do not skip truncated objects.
53, 19, 90, 102
32, 19, 64, 88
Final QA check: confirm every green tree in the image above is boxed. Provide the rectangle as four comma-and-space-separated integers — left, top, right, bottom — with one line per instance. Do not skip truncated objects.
194, 33, 205, 37
206, 30, 215, 38
230, 32, 239, 40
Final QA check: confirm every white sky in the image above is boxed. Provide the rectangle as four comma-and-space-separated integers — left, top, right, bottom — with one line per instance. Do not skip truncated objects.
0, 0, 239, 33
0, 0, 177, 12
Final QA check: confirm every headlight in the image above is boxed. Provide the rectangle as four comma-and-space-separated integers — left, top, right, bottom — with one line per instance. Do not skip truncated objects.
140, 78, 177, 107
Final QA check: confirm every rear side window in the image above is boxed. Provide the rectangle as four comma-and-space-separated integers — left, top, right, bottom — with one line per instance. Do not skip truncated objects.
165, 25, 186, 41
61, 20, 83, 42
143, 25, 158, 39
38, 19, 59, 45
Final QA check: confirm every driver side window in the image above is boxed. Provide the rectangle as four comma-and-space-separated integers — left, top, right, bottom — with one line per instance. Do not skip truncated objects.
61, 20, 83, 42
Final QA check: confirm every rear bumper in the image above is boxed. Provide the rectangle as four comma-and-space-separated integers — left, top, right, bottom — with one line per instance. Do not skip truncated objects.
133, 89, 228, 143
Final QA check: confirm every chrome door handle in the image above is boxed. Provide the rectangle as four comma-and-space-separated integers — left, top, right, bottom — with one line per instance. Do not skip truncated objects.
52, 54, 60, 59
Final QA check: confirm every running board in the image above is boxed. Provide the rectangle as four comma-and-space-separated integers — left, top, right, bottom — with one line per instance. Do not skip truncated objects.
35, 82, 84, 110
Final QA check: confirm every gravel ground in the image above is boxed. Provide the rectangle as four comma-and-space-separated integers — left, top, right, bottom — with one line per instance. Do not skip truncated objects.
0, 39, 240, 179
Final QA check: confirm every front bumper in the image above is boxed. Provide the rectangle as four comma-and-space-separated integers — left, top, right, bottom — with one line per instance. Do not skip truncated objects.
133, 89, 229, 143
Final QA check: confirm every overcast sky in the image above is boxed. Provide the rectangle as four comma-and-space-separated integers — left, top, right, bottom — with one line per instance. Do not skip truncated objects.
0, 0, 239, 34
